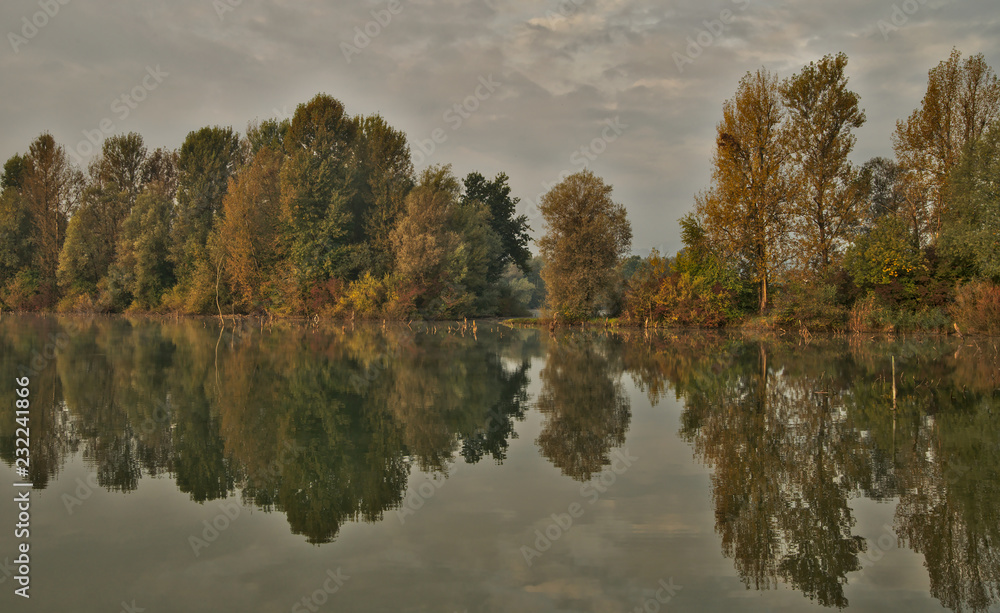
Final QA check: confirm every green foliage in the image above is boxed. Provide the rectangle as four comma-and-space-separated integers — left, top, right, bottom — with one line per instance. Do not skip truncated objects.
940, 124, 1000, 282
462, 171, 531, 279
844, 215, 923, 289
538, 170, 632, 320
170, 126, 242, 310
350, 114, 414, 278
1, 154, 27, 192
391, 166, 503, 318
772, 280, 847, 330
280, 95, 357, 290
246, 118, 290, 156
113, 187, 175, 310
0, 187, 31, 284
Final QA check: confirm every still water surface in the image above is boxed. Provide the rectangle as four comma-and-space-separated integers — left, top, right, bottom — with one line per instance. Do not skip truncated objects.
0, 316, 998, 612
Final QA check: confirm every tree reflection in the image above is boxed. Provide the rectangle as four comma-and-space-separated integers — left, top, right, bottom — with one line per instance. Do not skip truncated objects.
639, 334, 1000, 612
536, 332, 631, 481
0, 317, 533, 545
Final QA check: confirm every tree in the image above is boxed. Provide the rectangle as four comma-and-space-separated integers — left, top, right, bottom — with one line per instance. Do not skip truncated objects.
170, 126, 242, 311
351, 114, 413, 277
95, 132, 147, 205
538, 170, 632, 319
141, 147, 179, 197
246, 117, 290, 157
858, 157, 908, 228
1, 154, 27, 192
391, 165, 502, 317
781, 53, 867, 271
844, 215, 923, 291
697, 69, 791, 311
21, 133, 83, 298
280, 94, 357, 287
57, 185, 120, 296
0, 156, 31, 286
113, 185, 175, 309
462, 171, 531, 279
940, 122, 1000, 281
893, 49, 1000, 241
217, 146, 284, 312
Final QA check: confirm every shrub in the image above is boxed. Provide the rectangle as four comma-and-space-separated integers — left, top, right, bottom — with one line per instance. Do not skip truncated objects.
337, 273, 388, 318
773, 281, 847, 330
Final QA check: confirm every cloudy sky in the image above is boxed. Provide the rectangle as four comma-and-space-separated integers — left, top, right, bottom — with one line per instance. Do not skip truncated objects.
1, 0, 997, 255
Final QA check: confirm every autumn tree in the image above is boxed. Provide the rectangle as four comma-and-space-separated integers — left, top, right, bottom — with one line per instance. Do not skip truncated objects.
169, 126, 243, 311
391, 165, 502, 317
217, 146, 284, 312
538, 170, 632, 320
893, 49, 1000, 242
20, 133, 83, 302
781, 53, 867, 271
697, 69, 791, 311
58, 134, 152, 302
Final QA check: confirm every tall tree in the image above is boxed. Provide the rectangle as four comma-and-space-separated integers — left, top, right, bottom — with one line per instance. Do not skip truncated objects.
170, 126, 242, 311
113, 184, 175, 309
697, 69, 791, 311
858, 157, 908, 227
95, 132, 148, 205
939, 122, 1000, 281
0, 155, 31, 285
217, 146, 284, 312
280, 94, 357, 286
781, 53, 867, 271
21, 134, 83, 294
141, 147, 179, 197
391, 165, 501, 317
351, 114, 413, 277
57, 185, 121, 296
538, 170, 632, 319
462, 171, 531, 279
893, 49, 1000, 241
58, 134, 152, 298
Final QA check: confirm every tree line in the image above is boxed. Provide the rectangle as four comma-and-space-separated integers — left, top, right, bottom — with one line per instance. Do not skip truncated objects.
0, 95, 550, 318
3, 48, 998, 329
622, 48, 1000, 333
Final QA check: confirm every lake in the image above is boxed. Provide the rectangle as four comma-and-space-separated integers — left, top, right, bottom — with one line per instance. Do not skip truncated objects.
1, 316, 998, 612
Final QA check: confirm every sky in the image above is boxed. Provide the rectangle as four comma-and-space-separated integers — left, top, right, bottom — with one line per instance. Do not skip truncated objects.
1, 0, 998, 256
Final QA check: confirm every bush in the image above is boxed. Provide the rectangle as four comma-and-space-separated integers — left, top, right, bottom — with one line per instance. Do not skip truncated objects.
0, 270, 55, 311
773, 280, 847, 330
337, 273, 388, 318
951, 282, 1000, 335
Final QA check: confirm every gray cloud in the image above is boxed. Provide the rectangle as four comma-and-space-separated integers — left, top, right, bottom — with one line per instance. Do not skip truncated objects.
1, 0, 997, 254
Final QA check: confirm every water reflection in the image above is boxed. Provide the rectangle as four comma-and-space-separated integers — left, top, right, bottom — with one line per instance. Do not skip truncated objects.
1, 317, 998, 611
628, 334, 1000, 612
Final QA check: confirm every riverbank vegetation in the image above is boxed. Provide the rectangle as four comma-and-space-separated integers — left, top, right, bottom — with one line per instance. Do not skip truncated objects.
0, 97, 542, 319
1, 49, 998, 332
620, 49, 1000, 334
